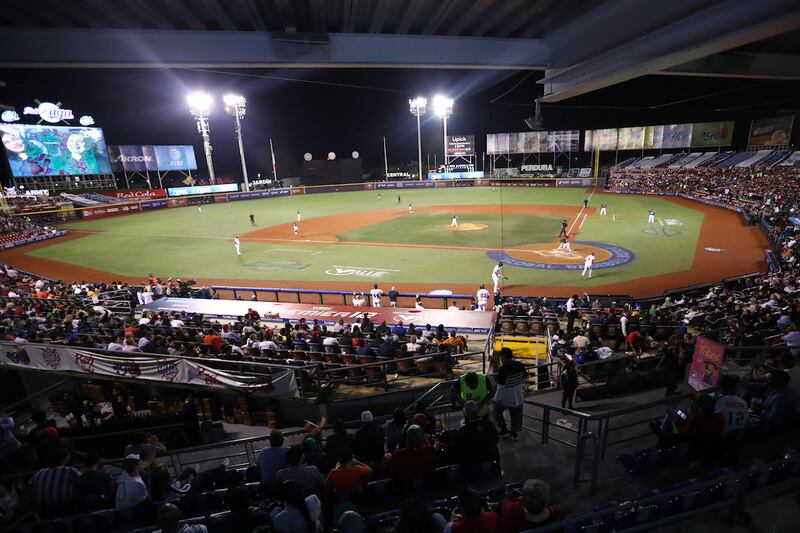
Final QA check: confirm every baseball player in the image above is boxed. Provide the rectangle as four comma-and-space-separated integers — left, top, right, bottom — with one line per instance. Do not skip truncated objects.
197, 206, 203, 214
583, 198, 589, 208
559, 218, 568, 238
352, 292, 365, 307
559, 233, 572, 253
378, 193, 382, 201
293, 222, 299, 236
581, 251, 595, 279
648, 209, 655, 224
408, 203, 414, 214
600, 203, 607, 216
249, 214, 255, 226
492, 262, 506, 294
296, 209, 302, 222
233, 235, 241, 256
369, 284, 384, 307
451, 213, 458, 227
397, 195, 401, 205
476, 284, 490, 311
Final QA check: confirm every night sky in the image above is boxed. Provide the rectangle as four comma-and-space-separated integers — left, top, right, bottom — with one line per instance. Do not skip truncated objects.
1, 67, 799, 180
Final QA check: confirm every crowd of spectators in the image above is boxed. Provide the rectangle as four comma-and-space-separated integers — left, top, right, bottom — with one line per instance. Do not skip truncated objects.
0, 214, 61, 247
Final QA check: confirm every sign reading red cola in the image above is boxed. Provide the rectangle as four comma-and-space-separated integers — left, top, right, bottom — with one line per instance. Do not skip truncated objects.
101, 189, 167, 200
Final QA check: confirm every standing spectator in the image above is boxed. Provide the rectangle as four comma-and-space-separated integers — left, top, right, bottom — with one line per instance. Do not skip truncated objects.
325, 420, 352, 471
658, 338, 682, 397
449, 487, 500, 533
325, 450, 373, 496
352, 411, 386, 467
565, 295, 578, 333
275, 446, 325, 498
493, 348, 527, 440
29, 441, 79, 510
383, 408, 406, 453
385, 425, 437, 483
388, 287, 400, 308
271, 480, 323, 533
500, 479, 566, 533
257, 431, 289, 491
443, 401, 499, 467
560, 359, 579, 409
116, 454, 148, 510
74, 451, 113, 510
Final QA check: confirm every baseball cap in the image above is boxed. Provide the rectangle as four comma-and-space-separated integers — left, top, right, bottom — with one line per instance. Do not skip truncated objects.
463, 400, 479, 420
412, 413, 427, 426
40, 426, 59, 442
406, 424, 423, 446
122, 453, 141, 473
303, 436, 319, 452
360, 410, 373, 423
269, 430, 284, 446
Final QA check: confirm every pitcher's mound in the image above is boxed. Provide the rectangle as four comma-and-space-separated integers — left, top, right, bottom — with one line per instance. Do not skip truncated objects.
445, 223, 488, 231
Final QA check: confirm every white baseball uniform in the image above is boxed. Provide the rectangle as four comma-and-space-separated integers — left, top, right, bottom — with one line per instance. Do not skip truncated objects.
293, 222, 299, 235
233, 237, 241, 255
197, 206, 203, 213
648, 210, 655, 224
476, 288, 490, 311
492, 264, 503, 293
582, 253, 595, 278
296, 210, 302, 222
408, 204, 413, 214
369, 288, 384, 307
352, 294, 365, 307
451, 215, 458, 227
600, 205, 607, 216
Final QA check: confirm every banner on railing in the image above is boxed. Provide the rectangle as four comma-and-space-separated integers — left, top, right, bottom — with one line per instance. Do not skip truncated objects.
688, 336, 725, 391
0, 343, 298, 396
81, 203, 141, 219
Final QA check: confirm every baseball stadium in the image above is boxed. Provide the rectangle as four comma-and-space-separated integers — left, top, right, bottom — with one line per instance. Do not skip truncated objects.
1, 2, 800, 533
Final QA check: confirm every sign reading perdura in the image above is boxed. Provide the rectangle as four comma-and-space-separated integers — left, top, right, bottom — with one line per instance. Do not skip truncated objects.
447, 135, 475, 157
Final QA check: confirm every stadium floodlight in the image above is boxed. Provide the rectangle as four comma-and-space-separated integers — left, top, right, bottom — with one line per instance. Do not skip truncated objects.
224, 94, 250, 192
432, 95, 453, 169
409, 97, 427, 181
186, 91, 216, 184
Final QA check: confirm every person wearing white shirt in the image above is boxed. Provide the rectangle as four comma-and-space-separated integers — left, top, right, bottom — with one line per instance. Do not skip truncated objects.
492, 262, 504, 294
581, 251, 595, 279
107, 339, 124, 351
170, 316, 185, 328
323, 336, 339, 352
259, 338, 278, 352
141, 289, 154, 305
476, 284, 490, 311
406, 336, 421, 353
782, 326, 800, 357
116, 455, 148, 510
352, 293, 365, 307
369, 284, 384, 307
715, 376, 748, 437
122, 339, 141, 352
565, 295, 578, 333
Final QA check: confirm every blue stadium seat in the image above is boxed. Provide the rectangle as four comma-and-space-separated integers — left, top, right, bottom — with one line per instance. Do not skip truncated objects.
434, 465, 459, 485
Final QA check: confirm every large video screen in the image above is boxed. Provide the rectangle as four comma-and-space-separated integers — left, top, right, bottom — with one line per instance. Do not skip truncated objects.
748, 116, 794, 147
1, 124, 112, 177
108, 145, 197, 173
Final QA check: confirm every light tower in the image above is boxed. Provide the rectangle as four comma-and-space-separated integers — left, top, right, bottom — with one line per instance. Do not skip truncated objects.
186, 91, 216, 184
224, 94, 250, 192
409, 97, 427, 180
432, 95, 453, 170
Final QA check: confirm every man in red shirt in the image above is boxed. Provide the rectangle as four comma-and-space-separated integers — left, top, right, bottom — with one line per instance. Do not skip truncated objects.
500, 479, 566, 533
385, 425, 437, 483
678, 394, 724, 465
450, 487, 500, 533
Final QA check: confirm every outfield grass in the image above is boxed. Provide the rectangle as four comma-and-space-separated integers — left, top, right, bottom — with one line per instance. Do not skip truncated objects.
26, 187, 704, 287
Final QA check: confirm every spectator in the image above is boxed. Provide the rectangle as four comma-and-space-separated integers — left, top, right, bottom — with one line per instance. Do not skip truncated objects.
337, 510, 366, 533
29, 440, 79, 509
258, 430, 289, 491
0, 416, 21, 461
658, 338, 682, 397
352, 410, 386, 466
383, 408, 406, 453
761, 370, 796, 431
679, 394, 724, 465
325, 420, 352, 471
443, 401, 499, 467
325, 449, 373, 496
560, 359, 579, 409
392, 498, 446, 533
302, 436, 329, 474
153, 502, 207, 533
715, 374, 748, 438
448, 487, 500, 533
500, 479, 566, 532
493, 348, 527, 440
275, 445, 325, 498
272, 480, 323, 533
385, 424, 437, 483
116, 453, 148, 510
208, 484, 271, 533
73, 451, 113, 510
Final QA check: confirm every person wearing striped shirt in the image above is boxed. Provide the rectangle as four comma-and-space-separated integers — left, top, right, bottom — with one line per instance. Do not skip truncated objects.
29, 442, 79, 508
493, 348, 528, 441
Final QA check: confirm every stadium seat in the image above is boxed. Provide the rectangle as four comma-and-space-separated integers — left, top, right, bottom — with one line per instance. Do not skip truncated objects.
514, 319, 530, 335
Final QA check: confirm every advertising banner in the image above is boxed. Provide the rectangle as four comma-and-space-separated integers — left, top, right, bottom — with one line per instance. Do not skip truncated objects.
81, 203, 140, 219
660, 123, 693, 149
644, 125, 662, 149
688, 336, 725, 391
167, 183, 238, 197
167, 198, 188, 208
0, 343, 297, 395
778, 151, 800, 167
427, 171, 484, 180
1, 124, 113, 177
447, 135, 475, 157
375, 181, 436, 189
748, 116, 794, 147
102, 189, 167, 200
151, 145, 198, 171
187, 195, 214, 206
108, 145, 197, 172
557, 177, 594, 187
227, 188, 291, 201
691, 121, 734, 147
140, 199, 168, 211
547, 130, 580, 152
618, 127, 645, 150
584, 129, 618, 151
492, 133, 511, 154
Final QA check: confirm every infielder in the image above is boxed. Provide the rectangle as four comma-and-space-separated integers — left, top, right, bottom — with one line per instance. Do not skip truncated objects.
492, 261, 506, 294
648, 209, 655, 224
397, 195, 401, 205
233, 236, 241, 256
581, 251, 595, 279
197, 206, 203, 214
369, 284, 384, 307
476, 284, 490, 311
451, 213, 458, 227
408, 203, 414, 214
293, 222, 299, 236
296, 209, 302, 222
378, 193, 382, 201
600, 203, 607, 216
249, 214, 256, 226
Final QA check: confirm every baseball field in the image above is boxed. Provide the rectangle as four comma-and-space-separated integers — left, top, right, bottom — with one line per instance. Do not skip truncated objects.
1, 187, 769, 298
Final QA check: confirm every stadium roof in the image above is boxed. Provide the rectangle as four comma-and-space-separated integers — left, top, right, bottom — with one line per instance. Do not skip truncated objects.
1, 0, 799, 101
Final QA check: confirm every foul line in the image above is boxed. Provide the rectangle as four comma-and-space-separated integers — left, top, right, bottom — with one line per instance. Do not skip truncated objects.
566, 184, 597, 236
332, 264, 400, 272
578, 214, 588, 231
265, 248, 321, 256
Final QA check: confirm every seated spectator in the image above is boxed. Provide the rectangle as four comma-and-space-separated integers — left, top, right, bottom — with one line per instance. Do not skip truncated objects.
275, 445, 325, 498
0, 416, 21, 462
116, 453, 148, 510
337, 510, 366, 533
443, 401, 499, 467
149, 463, 178, 504
760, 370, 796, 431
352, 410, 386, 467
500, 479, 566, 532
449, 487, 500, 533
384, 408, 406, 453
325, 419, 352, 471
208, 484, 271, 533
258, 430, 289, 491
272, 480, 323, 533
715, 375, 748, 438
392, 498, 447, 533
73, 451, 113, 510
153, 502, 207, 533
302, 436, 329, 474
325, 449, 373, 496
29, 440, 79, 510
170, 467, 197, 497
385, 424, 437, 484
679, 394, 724, 464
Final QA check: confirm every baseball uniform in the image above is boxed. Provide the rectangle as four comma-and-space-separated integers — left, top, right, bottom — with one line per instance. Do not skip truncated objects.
233, 237, 241, 255
369, 287, 384, 307
600, 203, 607, 216
451, 214, 458, 227
492, 264, 503, 294
476, 287, 490, 311
581, 253, 595, 279
648, 210, 655, 224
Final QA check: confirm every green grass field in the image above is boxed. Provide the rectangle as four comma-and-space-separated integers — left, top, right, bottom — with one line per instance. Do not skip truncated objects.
26, 187, 704, 288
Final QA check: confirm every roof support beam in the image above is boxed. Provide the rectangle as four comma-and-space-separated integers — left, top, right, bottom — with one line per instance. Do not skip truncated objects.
662, 52, 800, 80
